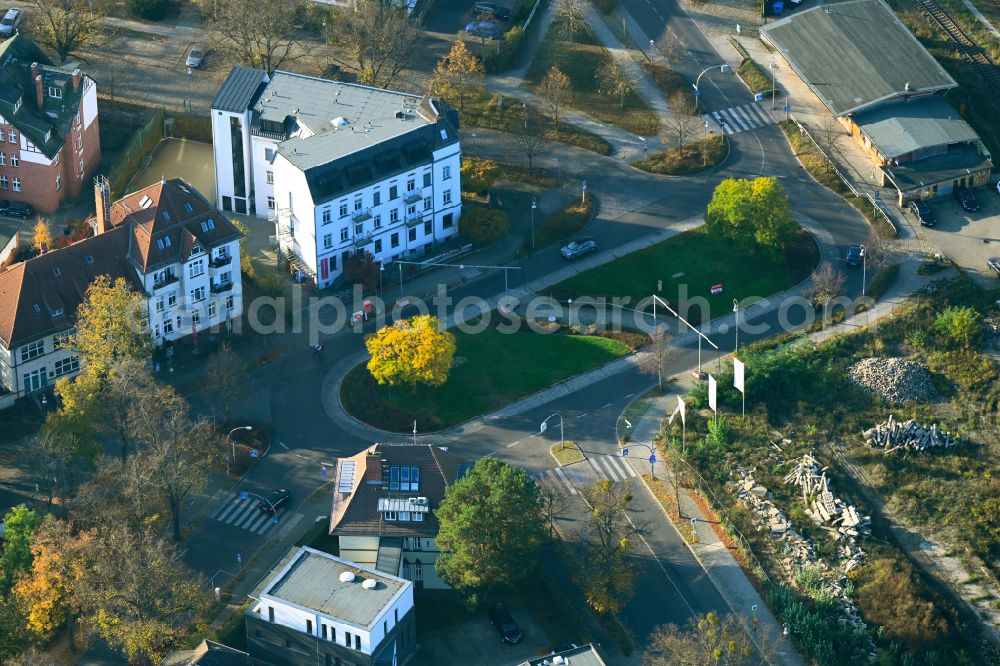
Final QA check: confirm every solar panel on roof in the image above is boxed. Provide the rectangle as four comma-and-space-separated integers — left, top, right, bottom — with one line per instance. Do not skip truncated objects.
338, 461, 357, 493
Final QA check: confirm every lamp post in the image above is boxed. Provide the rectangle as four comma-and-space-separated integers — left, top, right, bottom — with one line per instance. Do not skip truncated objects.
649, 39, 654, 62
703, 120, 710, 166
186, 67, 192, 113
241, 490, 282, 540
733, 298, 739, 356
692, 64, 728, 113
540, 413, 565, 451
769, 58, 777, 110
379, 261, 384, 300
227, 426, 253, 478
530, 196, 537, 249
860, 244, 867, 299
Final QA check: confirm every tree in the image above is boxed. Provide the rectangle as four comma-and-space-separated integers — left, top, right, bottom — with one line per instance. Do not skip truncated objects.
432, 40, 484, 115
596, 61, 636, 108
0, 593, 29, 662
538, 66, 571, 130
211, 0, 304, 75
806, 261, 846, 310
644, 612, 773, 666
538, 485, 570, 540
0, 505, 43, 591
662, 91, 701, 147
69, 275, 151, 385
204, 342, 244, 419
934, 306, 980, 349
815, 115, 845, 159
580, 480, 640, 613
27, 0, 107, 64
22, 412, 97, 514
32, 220, 52, 252
326, 0, 418, 88
343, 251, 381, 293
654, 31, 685, 69
638, 325, 673, 389
230, 218, 255, 282
552, 0, 589, 44
705, 177, 797, 253
128, 0, 170, 20
98, 356, 157, 461
435, 458, 546, 594
514, 106, 546, 174
366, 315, 457, 389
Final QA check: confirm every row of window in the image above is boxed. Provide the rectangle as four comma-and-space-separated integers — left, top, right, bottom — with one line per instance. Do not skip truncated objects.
0, 176, 22, 191
152, 295, 235, 338
323, 219, 434, 252
401, 559, 424, 581
0, 153, 21, 167
381, 510, 425, 522
20, 354, 80, 392
18, 329, 77, 363
264, 605, 404, 650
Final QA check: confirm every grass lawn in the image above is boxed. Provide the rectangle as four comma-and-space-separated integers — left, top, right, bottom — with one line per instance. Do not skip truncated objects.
551, 440, 586, 465
341, 327, 631, 432
525, 26, 660, 135
552, 225, 819, 322
634, 135, 727, 175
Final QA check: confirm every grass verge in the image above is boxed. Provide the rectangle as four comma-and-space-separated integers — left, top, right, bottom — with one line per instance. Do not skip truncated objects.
532, 194, 595, 250
643, 61, 697, 110
340, 325, 630, 432
633, 135, 727, 175
461, 156, 558, 195
550, 440, 586, 465
552, 225, 819, 322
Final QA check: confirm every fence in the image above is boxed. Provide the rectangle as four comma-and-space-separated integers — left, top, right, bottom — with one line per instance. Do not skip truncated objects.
523, 0, 544, 31
106, 107, 165, 199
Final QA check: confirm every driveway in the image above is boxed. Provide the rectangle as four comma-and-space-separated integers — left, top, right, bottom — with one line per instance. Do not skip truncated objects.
906, 188, 1000, 286
412, 606, 553, 666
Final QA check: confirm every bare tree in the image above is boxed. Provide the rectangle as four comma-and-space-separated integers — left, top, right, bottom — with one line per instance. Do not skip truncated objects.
326, 0, 418, 88
514, 106, 546, 175
212, 0, 305, 75
644, 612, 781, 666
580, 480, 642, 613
596, 61, 636, 109
661, 91, 701, 148
538, 485, 571, 540
815, 115, 845, 159
22, 414, 96, 515
638, 325, 673, 390
655, 31, 685, 69
553, 0, 590, 44
538, 66, 572, 130
27, 0, 108, 64
806, 260, 847, 309
204, 342, 244, 419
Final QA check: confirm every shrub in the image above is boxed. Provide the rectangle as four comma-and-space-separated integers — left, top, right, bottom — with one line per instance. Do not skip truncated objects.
851, 557, 947, 650
933, 306, 980, 349
459, 207, 511, 246
633, 136, 727, 175
461, 157, 501, 194
926, 350, 999, 392
129, 0, 172, 20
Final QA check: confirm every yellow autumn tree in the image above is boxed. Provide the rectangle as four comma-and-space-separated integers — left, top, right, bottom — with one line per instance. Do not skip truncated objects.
431, 40, 484, 115
33, 220, 53, 252
366, 315, 456, 389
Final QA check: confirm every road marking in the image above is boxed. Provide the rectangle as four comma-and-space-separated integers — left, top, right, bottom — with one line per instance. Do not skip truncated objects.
279, 441, 289, 450
552, 467, 578, 495
506, 440, 521, 448
624, 393, 635, 399
213, 493, 283, 535
600, 402, 613, 409
572, 412, 589, 419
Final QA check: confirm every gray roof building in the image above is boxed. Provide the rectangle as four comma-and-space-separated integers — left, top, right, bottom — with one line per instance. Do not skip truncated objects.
211, 66, 268, 114
853, 96, 980, 159
759, 0, 956, 116
521, 644, 609, 666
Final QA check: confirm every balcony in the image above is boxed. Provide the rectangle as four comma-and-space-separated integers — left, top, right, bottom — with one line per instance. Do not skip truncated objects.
352, 231, 374, 248
211, 279, 234, 294
352, 208, 372, 223
152, 274, 179, 291
209, 253, 232, 268
405, 213, 423, 228
403, 191, 423, 205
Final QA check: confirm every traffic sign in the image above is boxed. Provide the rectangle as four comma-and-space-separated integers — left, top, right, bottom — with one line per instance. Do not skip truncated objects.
754, 93, 764, 102
239, 491, 248, 501
321, 466, 328, 477
622, 447, 629, 457
273, 515, 280, 524
649, 454, 657, 464
249, 449, 259, 458
784, 103, 791, 113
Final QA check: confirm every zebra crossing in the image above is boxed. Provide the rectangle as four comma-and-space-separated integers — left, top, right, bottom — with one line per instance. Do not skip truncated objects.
704, 102, 775, 135
533, 454, 638, 496
212, 493, 283, 535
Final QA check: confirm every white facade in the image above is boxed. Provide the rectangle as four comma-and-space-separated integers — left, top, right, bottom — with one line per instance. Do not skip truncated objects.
0, 329, 79, 398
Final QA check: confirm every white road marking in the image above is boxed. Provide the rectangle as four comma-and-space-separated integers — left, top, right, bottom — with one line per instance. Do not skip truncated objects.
279, 441, 289, 450
506, 440, 521, 448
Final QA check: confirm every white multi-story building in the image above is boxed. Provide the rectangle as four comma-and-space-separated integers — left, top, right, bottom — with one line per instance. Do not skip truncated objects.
0, 177, 243, 403
246, 546, 415, 666
211, 67, 462, 288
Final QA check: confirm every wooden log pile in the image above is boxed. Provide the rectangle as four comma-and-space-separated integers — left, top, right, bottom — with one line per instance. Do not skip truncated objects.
862, 414, 959, 454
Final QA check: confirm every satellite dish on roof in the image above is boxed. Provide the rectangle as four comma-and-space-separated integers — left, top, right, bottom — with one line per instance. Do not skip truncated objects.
362, 578, 377, 590
339, 571, 356, 583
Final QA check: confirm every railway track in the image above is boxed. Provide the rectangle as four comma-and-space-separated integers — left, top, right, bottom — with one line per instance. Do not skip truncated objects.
915, 0, 1000, 87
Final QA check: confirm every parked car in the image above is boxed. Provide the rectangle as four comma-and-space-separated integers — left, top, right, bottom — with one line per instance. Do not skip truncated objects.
908, 200, 936, 227
955, 187, 980, 213
465, 21, 502, 38
186, 46, 205, 68
0, 201, 33, 218
489, 603, 523, 644
474, 1, 511, 18
560, 237, 597, 260
845, 244, 864, 266
0, 9, 22, 38
988, 257, 1000, 278
257, 488, 292, 514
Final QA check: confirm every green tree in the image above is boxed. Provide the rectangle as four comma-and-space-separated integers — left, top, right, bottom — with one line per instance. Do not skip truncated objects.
705, 177, 797, 253
580, 480, 640, 613
68, 275, 151, 385
0, 506, 43, 591
0, 593, 29, 661
435, 458, 545, 594
231, 218, 255, 282
366, 316, 457, 389
934, 306, 979, 349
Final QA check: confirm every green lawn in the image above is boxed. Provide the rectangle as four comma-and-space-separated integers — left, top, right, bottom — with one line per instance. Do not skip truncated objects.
341, 327, 631, 432
525, 26, 660, 135
552, 225, 819, 322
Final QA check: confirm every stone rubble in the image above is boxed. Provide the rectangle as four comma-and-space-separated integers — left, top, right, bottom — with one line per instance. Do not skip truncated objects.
848, 357, 936, 405
784, 453, 872, 543
863, 414, 960, 454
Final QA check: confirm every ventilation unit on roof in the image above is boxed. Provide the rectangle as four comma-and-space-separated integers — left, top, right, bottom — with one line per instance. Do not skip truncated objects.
395, 111, 405, 120
362, 578, 377, 590
139, 195, 152, 209
332, 116, 349, 126
339, 571, 356, 583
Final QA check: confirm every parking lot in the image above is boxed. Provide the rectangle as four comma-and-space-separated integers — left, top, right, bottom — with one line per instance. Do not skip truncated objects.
903, 186, 1000, 286
412, 604, 557, 666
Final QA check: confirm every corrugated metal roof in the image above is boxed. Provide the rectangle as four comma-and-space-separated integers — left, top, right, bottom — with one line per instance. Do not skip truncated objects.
760, 0, 956, 116
212, 66, 268, 114
855, 96, 980, 158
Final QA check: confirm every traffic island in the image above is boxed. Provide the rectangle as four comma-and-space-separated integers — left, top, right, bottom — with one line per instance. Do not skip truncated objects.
549, 439, 586, 466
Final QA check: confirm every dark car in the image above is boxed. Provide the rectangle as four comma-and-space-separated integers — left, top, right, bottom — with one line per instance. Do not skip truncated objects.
560, 237, 597, 260
988, 257, 1000, 278
489, 602, 522, 644
0, 201, 33, 218
846, 244, 864, 266
257, 488, 292, 514
908, 200, 936, 227
474, 1, 511, 18
955, 187, 980, 213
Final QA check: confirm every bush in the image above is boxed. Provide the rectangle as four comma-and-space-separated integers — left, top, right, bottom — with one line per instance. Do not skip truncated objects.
460, 157, 501, 194
769, 583, 872, 664
129, 0, 172, 20
485, 26, 525, 73
459, 207, 511, 245
851, 557, 946, 650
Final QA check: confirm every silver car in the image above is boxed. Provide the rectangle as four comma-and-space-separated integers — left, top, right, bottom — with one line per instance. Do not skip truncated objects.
186, 46, 205, 68
560, 237, 597, 260
0, 8, 22, 37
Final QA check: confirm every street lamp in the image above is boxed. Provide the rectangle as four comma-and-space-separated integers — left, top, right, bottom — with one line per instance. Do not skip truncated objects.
769, 58, 777, 110
227, 426, 253, 477
692, 64, 729, 113
540, 413, 565, 451
860, 244, 867, 299
379, 261, 384, 300
703, 120, 710, 166
649, 39, 654, 62
186, 67, 192, 113
530, 196, 537, 249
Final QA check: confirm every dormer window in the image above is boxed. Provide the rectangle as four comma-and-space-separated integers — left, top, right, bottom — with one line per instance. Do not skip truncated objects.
191, 243, 202, 255
184, 202, 193, 214
155, 236, 172, 250
162, 211, 171, 221
139, 195, 153, 209
47, 86, 62, 99
200, 219, 215, 233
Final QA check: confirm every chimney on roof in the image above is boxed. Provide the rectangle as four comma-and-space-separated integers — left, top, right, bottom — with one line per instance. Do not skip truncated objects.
30, 62, 43, 110
904, 82, 911, 92
72, 68, 81, 90
94, 175, 111, 235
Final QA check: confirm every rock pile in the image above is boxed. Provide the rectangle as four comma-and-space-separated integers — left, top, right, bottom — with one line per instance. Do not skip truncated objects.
848, 357, 936, 405
784, 454, 872, 544
863, 415, 960, 454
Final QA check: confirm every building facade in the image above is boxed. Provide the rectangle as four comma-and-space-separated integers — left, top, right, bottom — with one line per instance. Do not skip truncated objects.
246, 546, 416, 666
211, 67, 461, 288
0, 178, 243, 401
0, 35, 100, 214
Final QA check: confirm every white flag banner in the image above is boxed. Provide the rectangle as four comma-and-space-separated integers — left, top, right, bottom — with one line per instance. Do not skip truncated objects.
668, 399, 681, 425
734, 358, 745, 394
678, 395, 686, 426
708, 375, 717, 412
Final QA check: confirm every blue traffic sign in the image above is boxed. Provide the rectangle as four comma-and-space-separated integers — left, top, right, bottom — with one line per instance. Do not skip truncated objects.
754, 93, 764, 102
649, 454, 657, 464
321, 466, 328, 477
622, 447, 629, 457
784, 103, 791, 113
249, 449, 259, 458
273, 515, 280, 524
239, 491, 248, 501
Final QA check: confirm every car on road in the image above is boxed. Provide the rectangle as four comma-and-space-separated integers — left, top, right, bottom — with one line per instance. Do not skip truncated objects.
955, 187, 980, 213
0, 201, 33, 218
186, 46, 205, 68
489, 602, 522, 644
846, 244, 864, 266
474, 1, 511, 18
908, 200, 936, 227
465, 21, 502, 38
0, 9, 22, 38
560, 237, 597, 260
988, 257, 1000, 278
257, 488, 292, 514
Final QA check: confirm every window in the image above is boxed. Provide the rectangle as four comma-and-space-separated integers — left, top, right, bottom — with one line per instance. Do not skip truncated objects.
192, 310, 201, 325
373, 189, 381, 206
414, 560, 423, 581
392, 466, 420, 492
167, 292, 178, 307
284, 638, 291, 649
8, 130, 15, 143
413, 511, 424, 522
399, 511, 410, 521
323, 234, 332, 249
322, 624, 328, 640
52, 330, 72, 348
0, 153, 5, 165
424, 220, 432, 235
389, 209, 399, 223
55, 175, 60, 191
354, 196, 362, 211
340, 228, 349, 242
395, 608, 399, 623
423, 196, 432, 211
339, 202, 348, 218
10, 154, 17, 167
373, 215, 382, 229
265, 170, 274, 184
412, 537, 424, 550
354, 222, 363, 235
0, 175, 6, 190
408, 227, 417, 242
12, 177, 20, 192
383, 510, 398, 521
163, 319, 174, 334
406, 179, 415, 192
20, 340, 44, 362
266, 196, 275, 210
391, 232, 399, 248
443, 213, 454, 228
226, 295, 234, 311
22, 368, 45, 393
189, 259, 205, 278
155, 298, 164, 313
344, 632, 351, 647
402, 560, 410, 579
306, 619, 313, 635
355, 635, 360, 651
201, 220, 215, 233
443, 189, 451, 205
191, 242, 202, 255
208, 300, 216, 318
442, 165, 451, 180
264, 148, 275, 161
389, 184, 398, 200
330, 255, 337, 270
154, 324, 160, 338
423, 171, 432, 187
374, 239, 382, 253
191, 287, 206, 302
155, 236, 172, 251
407, 204, 416, 216
322, 208, 331, 225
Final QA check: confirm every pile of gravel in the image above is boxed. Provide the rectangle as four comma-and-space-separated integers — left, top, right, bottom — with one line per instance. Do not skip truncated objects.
848, 357, 936, 405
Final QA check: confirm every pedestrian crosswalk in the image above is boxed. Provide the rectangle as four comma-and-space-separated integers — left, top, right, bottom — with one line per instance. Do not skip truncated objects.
212, 493, 283, 535
533, 455, 638, 496
704, 102, 775, 135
